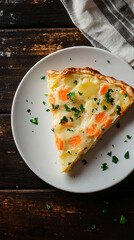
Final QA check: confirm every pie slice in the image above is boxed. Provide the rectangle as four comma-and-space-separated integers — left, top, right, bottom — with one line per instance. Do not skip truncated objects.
46, 67, 134, 173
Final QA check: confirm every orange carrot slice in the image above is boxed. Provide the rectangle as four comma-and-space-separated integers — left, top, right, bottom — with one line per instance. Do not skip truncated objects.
100, 85, 109, 95
105, 118, 112, 127
95, 112, 108, 124
85, 124, 99, 136
49, 93, 56, 105
58, 87, 70, 101
55, 136, 63, 150
68, 135, 82, 147
121, 89, 125, 94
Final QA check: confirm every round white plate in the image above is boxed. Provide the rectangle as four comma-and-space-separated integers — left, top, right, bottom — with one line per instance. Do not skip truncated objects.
11, 46, 134, 193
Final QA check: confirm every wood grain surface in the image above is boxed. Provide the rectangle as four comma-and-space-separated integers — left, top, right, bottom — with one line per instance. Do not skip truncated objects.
0, 28, 91, 113
0, 1, 134, 239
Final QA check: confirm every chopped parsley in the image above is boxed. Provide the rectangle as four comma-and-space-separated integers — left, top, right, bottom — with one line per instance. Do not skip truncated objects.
90, 225, 96, 230
116, 105, 121, 115
67, 129, 74, 132
94, 98, 97, 101
92, 109, 94, 112
112, 155, 119, 163
67, 91, 75, 102
102, 209, 107, 213
46, 204, 51, 210
68, 162, 72, 165
46, 109, 50, 112
67, 151, 72, 155
43, 101, 46, 105
44, 94, 48, 96
52, 104, 59, 111
69, 58, 72, 60
112, 144, 114, 147
82, 159, 87, 165
78, 91, 83, 95
60, 116, 68, 125
76, 115, 81, 119
116, 122, 120, 128
51, 128, 54, 132
41, 76, 45, 80
113, 218, 118, 223
64, 104, 71, 112
26, 99, 28, 102
73, 80, 77, 85
97, 99, 101, 105
70, 117, 74, 122
124, 140, 127, 142
124, 93, 127, 97
103, 105, 107, 110
124, 151, 129, 159
95, 108, 98, 111
104, 200, 109, 205
101, 163, 108, 171
71, 107, 80, 117
107, 152, 112, 157
27, 109, 31, 113
107, 60, 110, 63
105, 89, 114, 104
80, 104, 85, 113
126, 135, 132, 139
30, 118, 38, 125
120, 215, 128, 225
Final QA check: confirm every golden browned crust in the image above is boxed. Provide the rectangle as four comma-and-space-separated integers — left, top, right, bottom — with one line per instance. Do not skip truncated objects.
47, 67, 134, 100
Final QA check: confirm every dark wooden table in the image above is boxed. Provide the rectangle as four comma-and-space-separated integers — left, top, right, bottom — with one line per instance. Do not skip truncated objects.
0, 1, 134, 239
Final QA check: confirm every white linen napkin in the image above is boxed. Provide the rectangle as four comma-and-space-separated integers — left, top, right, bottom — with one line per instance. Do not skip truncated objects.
61, 0, 134, 67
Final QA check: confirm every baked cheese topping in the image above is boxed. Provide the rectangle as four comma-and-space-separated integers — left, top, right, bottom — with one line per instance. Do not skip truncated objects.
47, 68, 134, 173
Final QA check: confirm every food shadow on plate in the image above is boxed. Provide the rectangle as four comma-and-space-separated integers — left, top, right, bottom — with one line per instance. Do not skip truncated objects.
68, 105, 134, 178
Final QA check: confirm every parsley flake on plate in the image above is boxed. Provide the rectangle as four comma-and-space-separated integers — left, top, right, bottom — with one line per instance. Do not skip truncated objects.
27, 109, 31, 113
43, 101, 46, 105
46, 109, 50, 112
30, 118, 38, 125
44, 94, 48, 96
124, 93, 127, 97
82, 159, 87, 165
101, 163, 108, 171
124, 151, 129, 159
107, 60, 110, 63
46, 204, 51, 210
126, 135, 132, 139
116, 122, 120, 128
107, 152, 112, 157
90, 225, 96, 230
41, 76, 45, 80
51, 128, 54, 132
120, 215, 128, 225
112, 155, 119, 163
102, 208, 107, 213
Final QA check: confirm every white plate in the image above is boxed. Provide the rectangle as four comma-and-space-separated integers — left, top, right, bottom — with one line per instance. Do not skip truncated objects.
11, 46, 134, 193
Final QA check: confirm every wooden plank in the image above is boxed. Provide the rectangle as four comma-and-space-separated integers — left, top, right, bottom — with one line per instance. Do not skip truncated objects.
0, 113, 134, 189
0, 28, 91, 113
0, 0, 74, 28
0, 114, 53, 189
0, 190, 134, 240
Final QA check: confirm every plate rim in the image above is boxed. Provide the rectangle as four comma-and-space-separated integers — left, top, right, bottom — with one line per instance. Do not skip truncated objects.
11, 46, 134, 193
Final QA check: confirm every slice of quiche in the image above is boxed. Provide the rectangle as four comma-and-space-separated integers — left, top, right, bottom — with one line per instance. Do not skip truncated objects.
47, 67, 134, 173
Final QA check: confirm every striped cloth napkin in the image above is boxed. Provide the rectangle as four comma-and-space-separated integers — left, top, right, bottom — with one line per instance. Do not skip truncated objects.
61, 0, 134, 67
